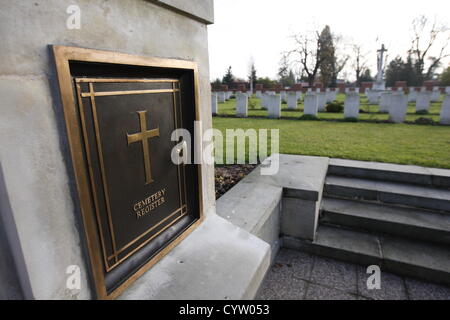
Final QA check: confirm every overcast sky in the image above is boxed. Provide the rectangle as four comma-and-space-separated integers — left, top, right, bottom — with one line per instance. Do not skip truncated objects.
207, 0, 450, 82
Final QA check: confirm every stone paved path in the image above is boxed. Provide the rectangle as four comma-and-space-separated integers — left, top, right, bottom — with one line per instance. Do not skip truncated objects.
256, 248, 450, 300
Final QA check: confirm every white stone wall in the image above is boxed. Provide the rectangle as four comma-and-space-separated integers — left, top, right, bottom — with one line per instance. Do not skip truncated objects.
0, 0, 214, 299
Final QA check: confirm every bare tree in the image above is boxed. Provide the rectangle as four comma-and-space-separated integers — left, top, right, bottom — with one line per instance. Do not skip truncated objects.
410, 15, 450, 82
287, 31, 325, 86
352, 44, 369, 85
287, 29, 349, 87
331, 34, 350, 85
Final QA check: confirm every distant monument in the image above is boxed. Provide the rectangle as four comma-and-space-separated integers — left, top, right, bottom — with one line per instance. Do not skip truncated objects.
373, 44, 388, 90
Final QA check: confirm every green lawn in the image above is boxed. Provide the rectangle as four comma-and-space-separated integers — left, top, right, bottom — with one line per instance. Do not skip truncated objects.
212, 95, 450, 169
215, 93, 444, 122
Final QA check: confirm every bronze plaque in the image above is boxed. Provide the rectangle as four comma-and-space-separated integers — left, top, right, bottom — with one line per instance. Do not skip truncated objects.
53, 46, 203, 299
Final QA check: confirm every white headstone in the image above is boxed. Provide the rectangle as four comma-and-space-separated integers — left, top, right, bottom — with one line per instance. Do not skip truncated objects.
280, 90, 287, 102
236, 92, 248, 117
366, 89, 380, 105
379, 91, 392, 113
415, 91, 432, 112
389, 92, 408, 123
431, 87, 441, 102
440, 94, 450, 125
256, 90, 263, 99
344, 92, 360, 119
261, 93, 269, 109
407, 87, 417, 103
296, 91, 303, 101
316, 91, 327, 112
303, 92, 318, 116
287, 91, 298, 110
445, 87, 450, 94
325, 89, 334, 103
267, 94, 281, 118
226, 91, 232, 100
211, 93, 218, 115
217, 91, 226, 103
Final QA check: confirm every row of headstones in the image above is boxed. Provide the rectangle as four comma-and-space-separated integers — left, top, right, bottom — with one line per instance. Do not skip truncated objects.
211, 90, 450, 124
211, 89, 338, 118
366, 87, 449, 108
341, 91, 450, 124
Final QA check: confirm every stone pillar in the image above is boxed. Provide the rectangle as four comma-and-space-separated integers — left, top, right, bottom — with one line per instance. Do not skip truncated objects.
389, 92, 408, 123
440, 94, 450, 125
211, 93, 218, 115
303, 92, 318, 116
236, 92, 248, 117
344, 92, 360, 119
415, 91, 432, 112
379, 91, 392, 113
287, 91, 298, 110
316, 91, 327, 112
268, 94, 281, 119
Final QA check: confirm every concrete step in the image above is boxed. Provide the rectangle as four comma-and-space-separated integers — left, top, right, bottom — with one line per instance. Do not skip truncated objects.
324, 175, 450, 213
321, 197, 450, 245
283, 225, 450, 287
328, 158, 450, 189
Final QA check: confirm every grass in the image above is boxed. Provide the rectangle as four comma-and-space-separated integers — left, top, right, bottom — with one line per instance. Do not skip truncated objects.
212, 94, 450, 169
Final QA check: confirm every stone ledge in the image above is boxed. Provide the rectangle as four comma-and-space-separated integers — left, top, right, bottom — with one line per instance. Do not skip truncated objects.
149, 0, 214, 24
217, 154, 330, 244
118, 214, 270, 300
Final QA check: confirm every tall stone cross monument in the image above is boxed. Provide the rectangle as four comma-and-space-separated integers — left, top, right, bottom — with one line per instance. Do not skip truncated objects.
374, 44, 388, 90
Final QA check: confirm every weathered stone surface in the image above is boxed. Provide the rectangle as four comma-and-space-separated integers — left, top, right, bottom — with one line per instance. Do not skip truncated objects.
151, 0, 214, 24
0, 0, 216, 299
119, 214, 271, 300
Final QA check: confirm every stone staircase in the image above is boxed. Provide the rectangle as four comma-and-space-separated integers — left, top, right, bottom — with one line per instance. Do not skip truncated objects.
284, 159, 450, 286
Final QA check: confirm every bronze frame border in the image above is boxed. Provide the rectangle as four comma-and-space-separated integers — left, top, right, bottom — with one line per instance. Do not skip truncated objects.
75, 79, 188, 271
52, 45, 204, 300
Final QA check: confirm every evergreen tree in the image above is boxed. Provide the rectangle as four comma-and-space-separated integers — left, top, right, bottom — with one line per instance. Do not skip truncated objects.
222, 66, 234, 86
248, 63, 257, 88
318, 25, 336, 87
440, 65, 450, 86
